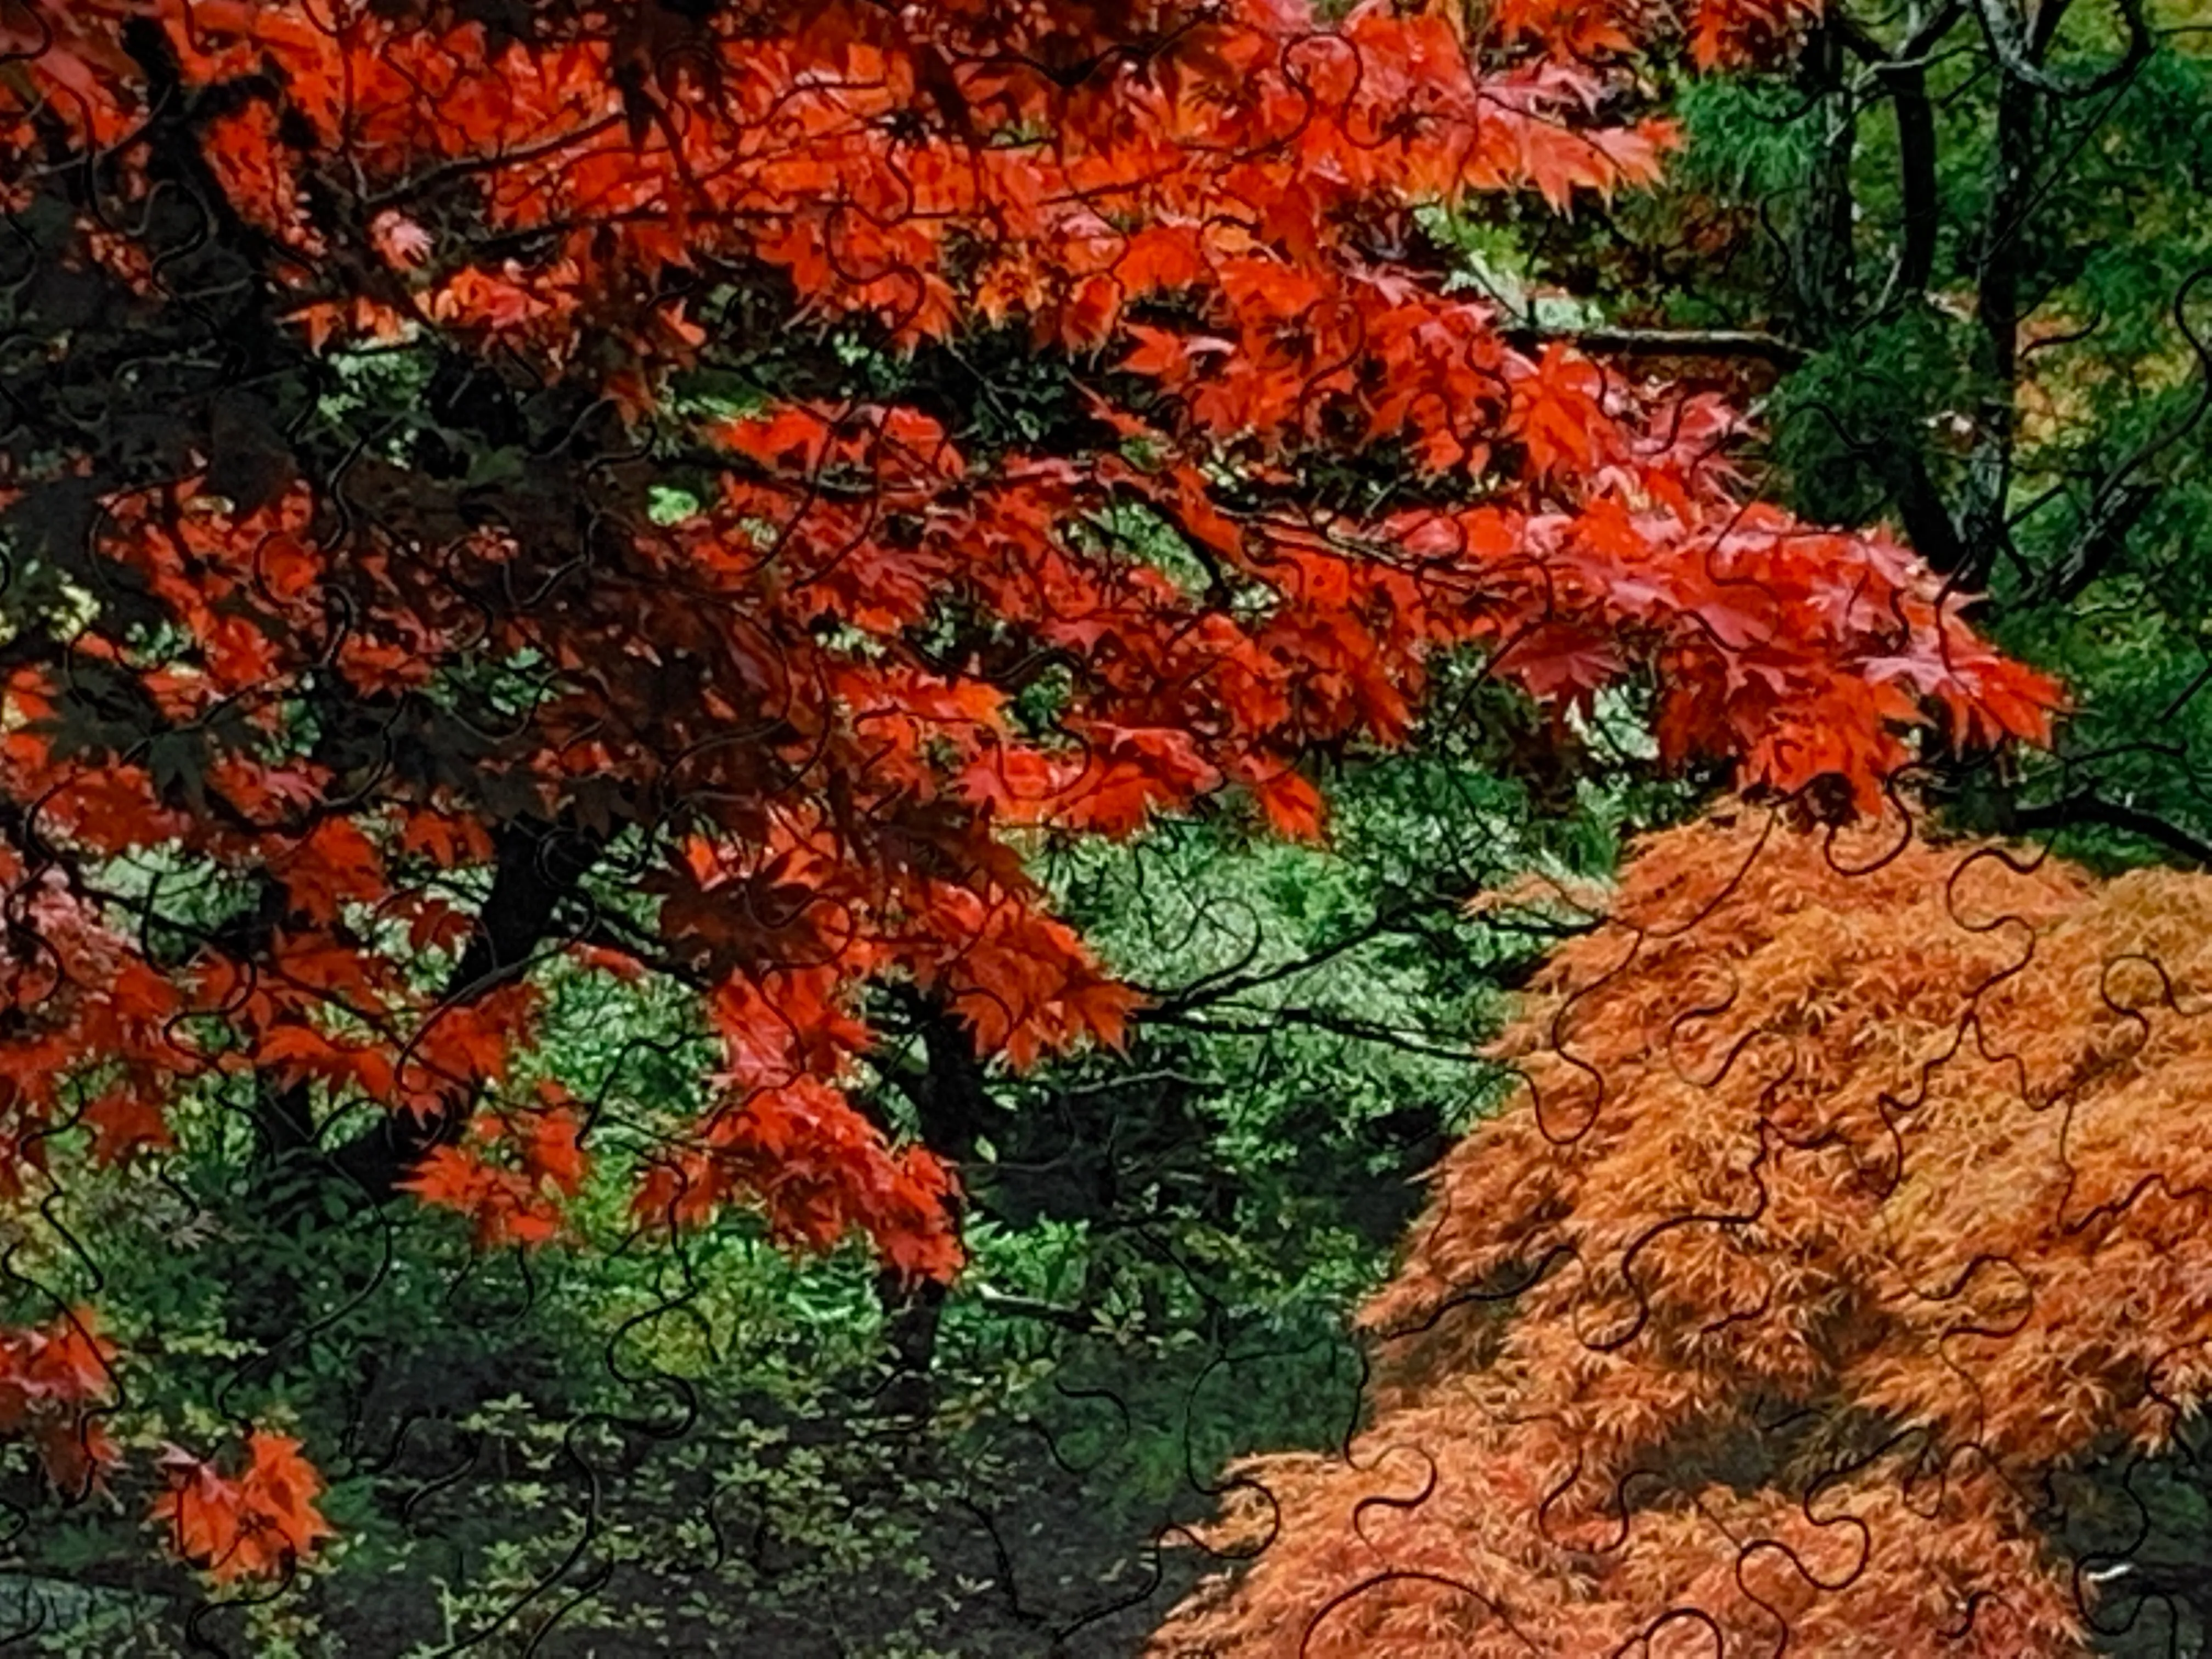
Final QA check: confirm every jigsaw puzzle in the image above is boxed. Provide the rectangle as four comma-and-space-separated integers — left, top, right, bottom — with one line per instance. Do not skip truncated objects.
0, 0, 2200, 1652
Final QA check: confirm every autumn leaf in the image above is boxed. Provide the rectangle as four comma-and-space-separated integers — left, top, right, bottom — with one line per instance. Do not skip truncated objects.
151, 1429, 332, 1584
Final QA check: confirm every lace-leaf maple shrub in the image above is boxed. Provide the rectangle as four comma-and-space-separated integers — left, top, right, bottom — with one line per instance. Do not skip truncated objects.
1149, 807, 2212, 1656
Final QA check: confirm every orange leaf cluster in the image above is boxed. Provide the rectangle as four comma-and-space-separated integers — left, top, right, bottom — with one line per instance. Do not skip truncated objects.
0, 1303, 334, 1582
1479, 0, 1820, 67
636, 1076, 962, 1281
402, 1096, 591, 1248
0, 1308, 119, 1494
150, 1430, 334, 1585
1155, 809, 2212, 1656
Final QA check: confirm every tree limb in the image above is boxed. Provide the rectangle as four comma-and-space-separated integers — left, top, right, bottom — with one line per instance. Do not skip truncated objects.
320, 818, 603, 1203
2038, 266, 2212, 602
1855, 4, 1951, 313
1966, 0, 2153, 98
2003, 791, 2212, 867
2038, 477, 2158, 603
1790, 21, 1860, 341
1145, 1005, 1479, 1066
966, 1286, 1100, 1334
1959, 42, 2042, 588
1500, 325, 1809, 369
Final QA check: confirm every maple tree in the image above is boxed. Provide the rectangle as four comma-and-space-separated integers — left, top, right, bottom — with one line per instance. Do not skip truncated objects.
0, 0, 2058, 1593
1149, 807, 2212, 1657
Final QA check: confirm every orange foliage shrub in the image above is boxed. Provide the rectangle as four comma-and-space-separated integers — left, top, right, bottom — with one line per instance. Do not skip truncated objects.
0, 1309, 119, 1493
1153, 808, 2212, 1656
150, 1430, 334, 1585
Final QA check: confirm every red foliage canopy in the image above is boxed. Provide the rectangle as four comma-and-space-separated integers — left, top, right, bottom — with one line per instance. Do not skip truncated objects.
0, 0, 2052, 1577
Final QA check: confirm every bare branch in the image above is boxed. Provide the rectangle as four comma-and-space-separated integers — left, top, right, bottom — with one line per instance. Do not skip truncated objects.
1966, 0, 2153, 98
2035, 265, 2212, 602
2004, 791, 2212, 867
1501, 325, 1809, 369
1835, 3, 1962, 313
967, 1286, 1100, 1333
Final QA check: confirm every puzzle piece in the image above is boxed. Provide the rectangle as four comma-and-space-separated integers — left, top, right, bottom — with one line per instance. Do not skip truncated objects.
0, 0, 2198, 1654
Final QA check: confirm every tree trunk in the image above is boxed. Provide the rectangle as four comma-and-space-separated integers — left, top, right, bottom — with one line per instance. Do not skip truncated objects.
1791, 22, 1859, 347
253, 816, 601, 1228
868, 990, 998, 1419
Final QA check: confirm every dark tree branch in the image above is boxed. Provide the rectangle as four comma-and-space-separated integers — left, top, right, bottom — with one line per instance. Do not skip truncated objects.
1833, 0, 1968, 68
876, 984, 1003, 1165
967, 1286, 1099, 1334
574, 913, 713, 990
1500, 325, 1809, 369
1870, 43, 1945, 310
318, 818, 603, 1204
2002, 791, 2212, 867
1966, 0, 2153, 97
1791, 392, 1973, 574
1792, 22, 1861, 343
2038, 266, 2212, 602
1137, 899, 1432, 1014
868, 985, 992, 1418
1145, 1005, 1479, 1067
1959, 48, 2042, 588
2039, 478, 2159, 603
1889, 441, 1975, 577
